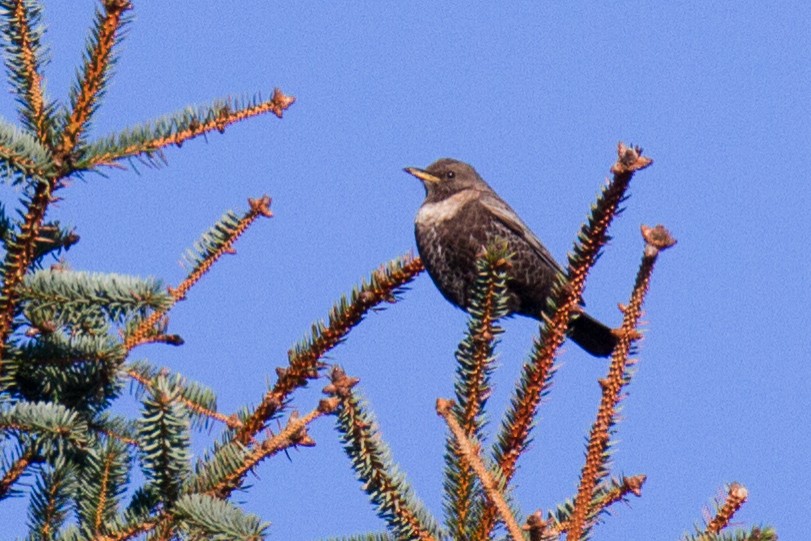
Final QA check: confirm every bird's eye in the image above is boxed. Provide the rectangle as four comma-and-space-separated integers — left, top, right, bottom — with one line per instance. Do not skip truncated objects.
446, 171, 455, 179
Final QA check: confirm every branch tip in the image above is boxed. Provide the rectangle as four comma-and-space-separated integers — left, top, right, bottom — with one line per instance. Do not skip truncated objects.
641, 224, 677, 257
625, 473, 647, 497
706, 482, 749, 534
323, 366, 360, 398
103, 0, 132, 13
270, 87, 296, 117
248, 194, 273, 218
611, 142, 653, 174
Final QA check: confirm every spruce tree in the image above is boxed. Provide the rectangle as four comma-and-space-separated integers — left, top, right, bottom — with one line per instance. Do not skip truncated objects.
0, 2, 774, 540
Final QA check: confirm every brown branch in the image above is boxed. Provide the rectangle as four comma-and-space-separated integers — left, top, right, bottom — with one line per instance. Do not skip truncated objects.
437, 398, 524, 541
94, 449, 115, 532
92, 516, 161, 541
0, 447, 35, 498
92, 424, 138, 448
0, 181, 54, 369
58, 1, 131, 158
476, 143, 652, 539
126, 368, 242, 430
567, 225, 675, 540
10, 0, 48, 143
210, 401, 335, 498
123, 195, 272, 351
84, 88, 296, 169
706, 483, 749, 534
593, 473, 646, 514
234, 253, 425, 444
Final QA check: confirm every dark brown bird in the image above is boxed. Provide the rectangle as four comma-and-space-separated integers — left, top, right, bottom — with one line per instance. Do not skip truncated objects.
405, 158, 616, 357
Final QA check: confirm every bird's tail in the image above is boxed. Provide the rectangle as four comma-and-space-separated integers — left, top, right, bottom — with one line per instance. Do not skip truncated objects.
567, 312, 617, 358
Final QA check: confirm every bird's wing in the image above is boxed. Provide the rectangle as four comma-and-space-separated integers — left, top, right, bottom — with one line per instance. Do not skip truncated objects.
479, 192, 565, 275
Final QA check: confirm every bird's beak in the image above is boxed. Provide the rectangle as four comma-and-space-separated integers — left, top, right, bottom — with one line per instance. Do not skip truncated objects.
404, 167, 441, 184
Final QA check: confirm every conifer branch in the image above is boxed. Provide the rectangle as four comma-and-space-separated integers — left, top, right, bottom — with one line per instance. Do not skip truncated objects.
126, 363, 240, 430
58, 0, 131, 159
567, 224, 675, 540
548, 474, 646, 536
445, 244, 510, 538
209, 401, 335, 498
93, 516, 161, 541
92, 422, 138, 448
0, 180, 56, 371
0, 445, 36, 498
329, 366, 442, 541
476, 143, 652, 539
124, 195, 272, 351
80, 88, 296, 170
137, 375, 191, 506
173, 493, 269, 540
89, 445, 121, 533
437, 398, 524, 541
235, 253, 424, 444
0, 120, 52, 180
0, 0, 52, 144
590, 473, 646, 518
27, 458, 74, 537
705, 483, 749, 535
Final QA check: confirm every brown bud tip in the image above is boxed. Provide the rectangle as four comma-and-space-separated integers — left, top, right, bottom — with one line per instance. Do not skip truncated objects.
625, 474, 647, 497
104, 0, 132, 13
165, 334, 185, 346
318, 397, 341, 414
271, 88, 297, 117
641, 224, 677, 256
325, 366, 360, 397
611, 142, 653, 174
728, 482, 748, 501
524, 510, 547, 531
275, 366, 288, 378
249, 195, 273, 218
435, 398, 455, 415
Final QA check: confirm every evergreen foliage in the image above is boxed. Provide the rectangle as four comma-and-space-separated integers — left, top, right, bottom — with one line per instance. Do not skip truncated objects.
0, 2, 772, 540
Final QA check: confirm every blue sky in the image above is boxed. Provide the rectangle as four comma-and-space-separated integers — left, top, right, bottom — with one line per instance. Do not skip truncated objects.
1, 2, 809, 539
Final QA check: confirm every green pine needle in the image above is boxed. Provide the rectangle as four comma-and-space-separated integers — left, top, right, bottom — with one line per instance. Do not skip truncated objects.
174, 493, 269, 541
137, 375, 191, 506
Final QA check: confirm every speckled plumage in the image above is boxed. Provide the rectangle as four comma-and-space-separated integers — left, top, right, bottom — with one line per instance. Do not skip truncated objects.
407, 158, 616, 357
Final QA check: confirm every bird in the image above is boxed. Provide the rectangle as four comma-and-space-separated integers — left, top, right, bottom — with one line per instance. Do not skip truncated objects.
405, 158, 617, 357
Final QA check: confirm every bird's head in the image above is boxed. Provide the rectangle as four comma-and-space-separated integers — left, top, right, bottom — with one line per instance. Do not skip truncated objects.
404, 158, 488, 201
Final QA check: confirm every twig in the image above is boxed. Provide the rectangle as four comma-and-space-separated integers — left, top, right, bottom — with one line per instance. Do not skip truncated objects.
210, 401, 336, 498
330, 367, 441, 541
123, 195, 272, 351
0, 446, 35, 497
478, 143, 652, 539
126, 368, 241, 430
58, 0, 131, 158
567, 225, 675, 540
706, 483, 748, 534
437, 398, 524, 541
84, 88, 295, 169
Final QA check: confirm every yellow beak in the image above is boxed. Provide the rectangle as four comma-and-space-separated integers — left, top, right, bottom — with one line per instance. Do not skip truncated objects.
404, 167, 441, 184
